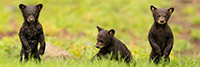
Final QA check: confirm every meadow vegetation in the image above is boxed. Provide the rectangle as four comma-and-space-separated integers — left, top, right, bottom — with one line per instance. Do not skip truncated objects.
0, 0, 200, 67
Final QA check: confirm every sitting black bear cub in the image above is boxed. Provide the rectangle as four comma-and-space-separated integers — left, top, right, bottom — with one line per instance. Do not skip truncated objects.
91, 26, 133, 63
148, 5, 174, 64
19, 4, 46, 61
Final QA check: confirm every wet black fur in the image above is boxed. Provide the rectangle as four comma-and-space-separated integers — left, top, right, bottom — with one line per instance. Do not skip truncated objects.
91, 26, 133, 63
19, 4, 45, 62
148, 5, 174, 64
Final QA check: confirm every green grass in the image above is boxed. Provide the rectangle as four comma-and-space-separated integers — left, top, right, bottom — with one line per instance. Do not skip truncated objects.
0, 49, 200, 67
173, 39, 193, 52
191, 15, 200, 25
0, 0, 198, 67
0, 6, 13, 33
191, 29, 200, 40
181, 5, 196, 15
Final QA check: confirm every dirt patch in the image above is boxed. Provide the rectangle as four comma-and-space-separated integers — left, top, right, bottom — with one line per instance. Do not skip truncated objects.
45, 43, 76, 60
0, 31, 17, 40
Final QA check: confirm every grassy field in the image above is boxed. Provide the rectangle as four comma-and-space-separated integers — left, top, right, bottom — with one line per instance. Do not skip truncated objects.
0, 0, 200, 67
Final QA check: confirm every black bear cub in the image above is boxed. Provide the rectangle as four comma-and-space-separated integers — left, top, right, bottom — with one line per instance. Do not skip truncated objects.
19, 4, 46, 61
148, 5, 174, 64
91, 26, 133, 63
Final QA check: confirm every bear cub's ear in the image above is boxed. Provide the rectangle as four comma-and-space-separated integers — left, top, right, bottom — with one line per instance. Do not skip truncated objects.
150, 5, 157, 12
97, 26, 103, 32
108, 29, 115, 37
19, 4, 26, 10
168, 7, 174, 14
36, 4, 43, 10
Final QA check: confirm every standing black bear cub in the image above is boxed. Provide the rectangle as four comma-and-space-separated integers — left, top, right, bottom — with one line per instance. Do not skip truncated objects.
148, 5, 174, 64
91, 26, 133, 63
19, 4, 46, 61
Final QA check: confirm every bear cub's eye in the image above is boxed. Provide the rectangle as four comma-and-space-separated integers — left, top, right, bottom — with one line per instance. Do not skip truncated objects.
164, 16, 167, 18
99, 40, 104, 43
157, 15, 160, 17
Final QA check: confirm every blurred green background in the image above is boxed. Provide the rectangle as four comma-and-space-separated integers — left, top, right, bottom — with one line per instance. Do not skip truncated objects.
0, 0, 200, 67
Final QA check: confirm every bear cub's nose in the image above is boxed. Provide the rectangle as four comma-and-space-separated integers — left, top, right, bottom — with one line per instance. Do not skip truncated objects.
160, 19, 165, 23
30, 18, 34, 22
160, 20, 164, 23
95, 45, 100, 48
